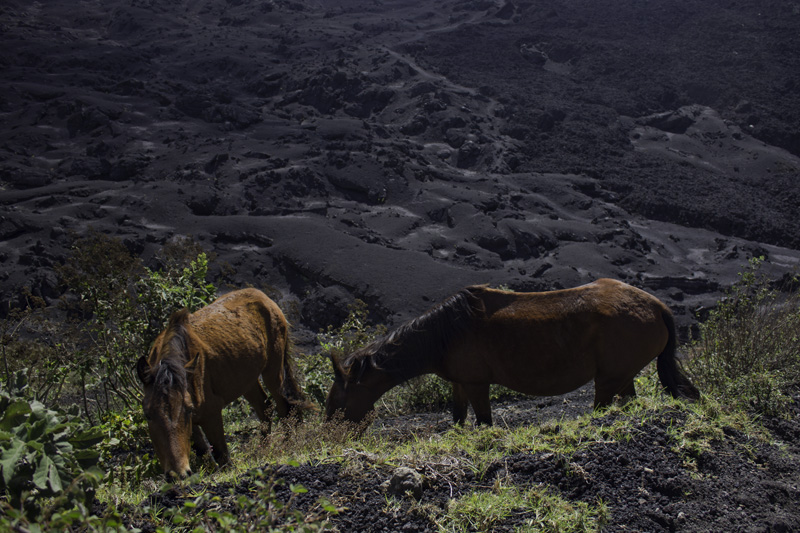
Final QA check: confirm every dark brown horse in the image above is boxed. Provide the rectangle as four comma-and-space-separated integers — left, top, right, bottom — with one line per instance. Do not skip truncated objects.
136, 288, 312, 477
326, 279, 699, 425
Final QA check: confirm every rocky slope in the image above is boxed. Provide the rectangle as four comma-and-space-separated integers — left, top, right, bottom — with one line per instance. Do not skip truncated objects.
2, 0, 799, 341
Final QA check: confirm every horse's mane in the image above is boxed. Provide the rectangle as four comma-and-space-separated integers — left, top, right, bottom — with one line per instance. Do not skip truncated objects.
151, 355, 188, 397
150, 315, 191, 397
342, 286, 486, 382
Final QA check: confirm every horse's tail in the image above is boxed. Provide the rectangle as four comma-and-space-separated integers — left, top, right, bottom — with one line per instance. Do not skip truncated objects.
279, 338, 317, 419
656, 310, 700, 401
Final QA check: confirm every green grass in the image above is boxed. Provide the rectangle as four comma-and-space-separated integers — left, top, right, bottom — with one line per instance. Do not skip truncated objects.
1, 358, 778, 533
440, 483, 608, 533
83, 365, 779, 532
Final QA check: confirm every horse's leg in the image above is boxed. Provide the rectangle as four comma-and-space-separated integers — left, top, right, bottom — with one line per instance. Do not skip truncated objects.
244, 383, 274, 433
191, 425, 211, 458
452, 383, 469, 425
462, 384, 492, 426
261, 338, 293, 420
618, 381, 636, 403
199, 412, 230, 467
594, 378, 636, 409
261, 367, 292, 419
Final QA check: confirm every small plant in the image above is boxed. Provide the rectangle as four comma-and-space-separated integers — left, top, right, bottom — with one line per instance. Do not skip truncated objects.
97, 408, 161, 487
0, 370, 104, 521
379, 375, 453, 416
136, 250, 218, 333
149, 465, 337, 532
316, 300, 386, 358
687, 257, 800, 415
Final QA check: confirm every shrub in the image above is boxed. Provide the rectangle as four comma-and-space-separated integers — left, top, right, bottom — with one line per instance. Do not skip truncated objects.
54, 232, 217, 420
0, 296, 75, 407
688, 257, 800, 415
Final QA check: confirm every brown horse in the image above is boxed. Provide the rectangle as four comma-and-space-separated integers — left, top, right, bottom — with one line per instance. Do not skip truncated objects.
135, 288, 312, 477
326, 279, 699, 425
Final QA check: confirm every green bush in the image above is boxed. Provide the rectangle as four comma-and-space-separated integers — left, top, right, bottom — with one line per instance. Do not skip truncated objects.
54, 232, 217, 420
0, 298, 75, 408
688, 257, 800, 415
0, 370, 103, 522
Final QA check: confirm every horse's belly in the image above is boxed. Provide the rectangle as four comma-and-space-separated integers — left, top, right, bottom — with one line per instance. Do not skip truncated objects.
496, 366, 594, 397
205, 346, 268, 403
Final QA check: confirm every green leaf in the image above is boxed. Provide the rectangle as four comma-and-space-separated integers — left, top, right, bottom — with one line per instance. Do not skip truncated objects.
26, 440, 44, 453
71, 426, 105, 449
27, 418, 49, 441
73, 448, 101, 468
45, 422, 70, 441
33, 454, 63, 493
320, 499, 338, 514
55, 440, 74, 456
0, 400, 31, 430
290, 483, 308, 494
0, 439, 26, 486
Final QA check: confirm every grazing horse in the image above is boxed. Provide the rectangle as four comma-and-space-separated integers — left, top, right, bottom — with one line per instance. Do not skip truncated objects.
326, 279, 699, 426
135, 288, 312, 477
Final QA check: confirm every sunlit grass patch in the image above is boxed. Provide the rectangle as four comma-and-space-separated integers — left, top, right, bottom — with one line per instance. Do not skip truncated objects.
438, 482, 608, 533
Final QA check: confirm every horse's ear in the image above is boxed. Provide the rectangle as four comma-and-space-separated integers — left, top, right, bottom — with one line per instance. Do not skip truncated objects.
184, 349, 205, 405
135, 356, 152, 385
329, 353, 346, 383
350, 357, 372, 384
167, 308, 191, 330
184, 349, 202, 374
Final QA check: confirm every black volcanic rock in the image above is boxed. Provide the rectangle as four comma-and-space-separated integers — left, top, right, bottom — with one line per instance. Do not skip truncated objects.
1, 0, 799, 335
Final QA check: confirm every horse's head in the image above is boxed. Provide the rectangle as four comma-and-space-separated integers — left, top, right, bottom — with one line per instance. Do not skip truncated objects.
325, 352, 385, 424
135, 310, 198, 478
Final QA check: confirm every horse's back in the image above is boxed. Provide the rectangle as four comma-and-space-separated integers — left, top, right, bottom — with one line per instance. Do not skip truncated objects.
473, 278, 667, 321
188, 289, 287, 371
449, 279, 671, 395
198, 287, 279, 315
191, 288, 285, 331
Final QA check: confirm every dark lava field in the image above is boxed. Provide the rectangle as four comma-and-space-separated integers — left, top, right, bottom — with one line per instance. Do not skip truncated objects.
2, 0, 800, 531
2, 0, 800, 336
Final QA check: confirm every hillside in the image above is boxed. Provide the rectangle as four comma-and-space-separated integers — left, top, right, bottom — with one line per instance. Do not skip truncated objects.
2, 0, 800, 338
2, 0, 800, 531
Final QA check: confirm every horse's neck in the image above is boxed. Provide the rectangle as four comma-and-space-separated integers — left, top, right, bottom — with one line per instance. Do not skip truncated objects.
374, 352, 434, 391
